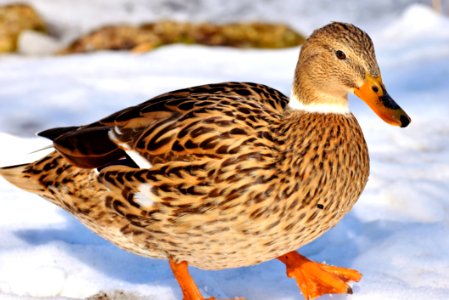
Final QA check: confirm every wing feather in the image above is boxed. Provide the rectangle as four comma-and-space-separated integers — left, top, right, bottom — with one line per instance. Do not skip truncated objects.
39, 82, 288, 169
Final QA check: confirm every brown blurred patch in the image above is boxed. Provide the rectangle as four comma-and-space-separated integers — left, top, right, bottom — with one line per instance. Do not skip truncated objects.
59, 21, 305, 54
0, 3, 46, 53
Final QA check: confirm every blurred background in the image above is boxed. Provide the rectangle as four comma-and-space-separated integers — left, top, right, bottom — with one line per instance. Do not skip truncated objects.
0, 0, 445, 54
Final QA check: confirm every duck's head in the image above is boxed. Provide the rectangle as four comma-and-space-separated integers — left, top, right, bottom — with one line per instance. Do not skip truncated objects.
291, 22, 411, 128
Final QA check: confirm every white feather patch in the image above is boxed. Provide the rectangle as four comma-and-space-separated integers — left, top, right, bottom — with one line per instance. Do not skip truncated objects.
108, 129, 152, 169
134, 183, 155, 207
108, 129, 128, 148
125, 149, 152, 169
289, 92, 350, 114
114, 126, 123, 135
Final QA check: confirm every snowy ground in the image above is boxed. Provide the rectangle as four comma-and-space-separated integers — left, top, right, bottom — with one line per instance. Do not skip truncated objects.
1, 2, 449, 300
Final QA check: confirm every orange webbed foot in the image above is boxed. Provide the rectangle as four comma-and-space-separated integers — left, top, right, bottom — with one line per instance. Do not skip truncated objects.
278, 251, 362, 300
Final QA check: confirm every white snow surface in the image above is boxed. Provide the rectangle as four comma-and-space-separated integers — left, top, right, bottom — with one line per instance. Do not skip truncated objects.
1, 3, 449, 300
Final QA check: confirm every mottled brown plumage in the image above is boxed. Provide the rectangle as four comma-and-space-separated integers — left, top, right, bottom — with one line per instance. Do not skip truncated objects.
0, 22, 411, 300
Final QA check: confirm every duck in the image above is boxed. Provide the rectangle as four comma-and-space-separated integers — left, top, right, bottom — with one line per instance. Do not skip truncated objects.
0, 22, 410, 300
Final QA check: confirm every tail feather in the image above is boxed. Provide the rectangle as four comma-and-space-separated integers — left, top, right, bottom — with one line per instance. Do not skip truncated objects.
0, 163, 44, 194
39, 124, 125, 169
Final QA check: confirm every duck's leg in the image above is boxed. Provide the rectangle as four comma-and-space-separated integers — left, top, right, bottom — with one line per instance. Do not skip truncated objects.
277, 251, 362, 300
169, 259, 215, 300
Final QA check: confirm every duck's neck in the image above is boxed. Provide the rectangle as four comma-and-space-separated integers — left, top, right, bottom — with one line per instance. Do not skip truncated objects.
289, 59, 350, 114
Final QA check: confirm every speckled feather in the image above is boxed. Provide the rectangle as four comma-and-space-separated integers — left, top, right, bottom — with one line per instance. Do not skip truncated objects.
0, 80, 369, 270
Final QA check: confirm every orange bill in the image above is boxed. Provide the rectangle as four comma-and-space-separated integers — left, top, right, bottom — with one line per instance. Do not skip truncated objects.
354, 75, 411, 127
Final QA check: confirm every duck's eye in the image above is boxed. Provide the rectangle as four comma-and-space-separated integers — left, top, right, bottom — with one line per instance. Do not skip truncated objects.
335, 50, 346, 60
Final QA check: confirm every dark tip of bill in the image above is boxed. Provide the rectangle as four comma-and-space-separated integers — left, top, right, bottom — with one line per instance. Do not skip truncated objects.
400, 115, 411, 128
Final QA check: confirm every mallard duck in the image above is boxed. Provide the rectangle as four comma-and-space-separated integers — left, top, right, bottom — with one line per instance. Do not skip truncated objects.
0, 22, 410, 300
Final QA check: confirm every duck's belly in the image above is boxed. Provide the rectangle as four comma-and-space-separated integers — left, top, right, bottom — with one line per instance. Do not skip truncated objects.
58, 157, 368, 270
72, 175, 363, 270
43, 122, 369, 270
76, 198, 353, 270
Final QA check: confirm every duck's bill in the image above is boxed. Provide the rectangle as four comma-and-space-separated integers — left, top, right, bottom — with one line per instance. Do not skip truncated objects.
354, 75, 411, 128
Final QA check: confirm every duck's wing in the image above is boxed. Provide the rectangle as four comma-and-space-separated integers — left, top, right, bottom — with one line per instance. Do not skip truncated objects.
39, 82, 288, 169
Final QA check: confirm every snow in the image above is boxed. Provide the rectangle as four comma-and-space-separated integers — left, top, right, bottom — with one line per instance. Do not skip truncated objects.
1, 2, 449, 300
